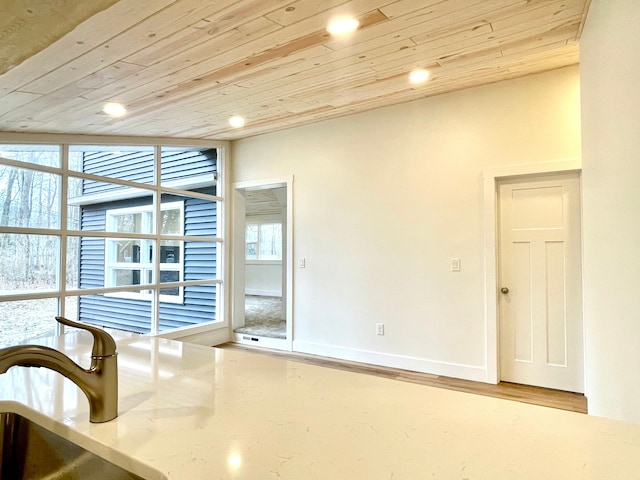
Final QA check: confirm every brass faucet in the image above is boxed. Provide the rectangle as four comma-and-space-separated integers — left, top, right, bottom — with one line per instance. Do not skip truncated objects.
0, 317, 118, 423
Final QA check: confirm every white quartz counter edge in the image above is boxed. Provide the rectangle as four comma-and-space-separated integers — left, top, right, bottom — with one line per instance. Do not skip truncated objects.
3, 331, 640, 479
0, 399, 167, 479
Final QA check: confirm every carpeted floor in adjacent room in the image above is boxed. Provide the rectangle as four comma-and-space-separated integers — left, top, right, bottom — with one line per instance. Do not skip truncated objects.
234, 295, 285, 339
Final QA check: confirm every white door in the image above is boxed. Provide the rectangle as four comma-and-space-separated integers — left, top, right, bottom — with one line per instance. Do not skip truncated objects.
498, 173, 583, 393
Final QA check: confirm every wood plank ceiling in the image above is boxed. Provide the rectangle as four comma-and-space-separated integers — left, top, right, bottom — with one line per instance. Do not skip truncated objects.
0, 0, 591, 141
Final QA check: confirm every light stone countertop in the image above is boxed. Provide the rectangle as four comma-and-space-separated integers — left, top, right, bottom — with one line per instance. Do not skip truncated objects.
1, 330, 640, 479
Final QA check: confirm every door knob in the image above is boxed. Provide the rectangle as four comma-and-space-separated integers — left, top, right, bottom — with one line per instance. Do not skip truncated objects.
500, 287, 509, 294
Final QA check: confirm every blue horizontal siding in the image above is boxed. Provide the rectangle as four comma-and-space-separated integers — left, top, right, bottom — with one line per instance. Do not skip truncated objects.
81, 149, 217, 196
185, 195, 217, 237
82, 150, 155, 194
78, 192, 217, 333
80, 295, 152, 333
160, 283, 216, 330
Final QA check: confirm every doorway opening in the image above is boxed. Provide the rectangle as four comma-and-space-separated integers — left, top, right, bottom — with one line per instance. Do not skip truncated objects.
232, 178, 293, 351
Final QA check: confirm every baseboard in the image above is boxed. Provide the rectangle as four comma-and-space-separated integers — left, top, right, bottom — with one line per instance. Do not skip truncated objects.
172, 325, 230, 346
233, 332, 291, 351
292, 341, 488, 383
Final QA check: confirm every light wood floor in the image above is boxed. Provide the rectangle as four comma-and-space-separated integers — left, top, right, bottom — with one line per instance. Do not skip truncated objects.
217, 343, 587, 414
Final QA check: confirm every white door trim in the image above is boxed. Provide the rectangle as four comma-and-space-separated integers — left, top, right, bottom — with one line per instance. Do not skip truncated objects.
482, 159, 581, 384
231, 176, 294, 351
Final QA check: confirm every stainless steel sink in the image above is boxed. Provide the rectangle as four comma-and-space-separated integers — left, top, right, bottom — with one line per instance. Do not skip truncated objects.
0, 412, 144, 479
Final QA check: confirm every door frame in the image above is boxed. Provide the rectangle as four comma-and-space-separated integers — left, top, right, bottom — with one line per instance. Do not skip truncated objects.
231, 176, 293, 351
482, 159, 581, 384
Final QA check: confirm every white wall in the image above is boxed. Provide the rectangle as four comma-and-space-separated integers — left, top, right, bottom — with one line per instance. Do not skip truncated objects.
245, 263, 282, 296
580, 0, 640, 423
232, 66, 581, 380
244, 213, 284, 296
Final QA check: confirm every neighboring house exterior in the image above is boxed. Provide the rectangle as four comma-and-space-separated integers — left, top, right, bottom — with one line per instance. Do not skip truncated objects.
75, 148, 218, 333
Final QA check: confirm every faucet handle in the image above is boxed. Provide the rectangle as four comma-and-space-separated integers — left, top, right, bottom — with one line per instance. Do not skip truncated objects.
55, 317, 117, 358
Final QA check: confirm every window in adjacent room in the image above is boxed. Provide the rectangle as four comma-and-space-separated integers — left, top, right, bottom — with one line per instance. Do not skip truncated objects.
245, 222, 282, 261
105, 202, 184, 303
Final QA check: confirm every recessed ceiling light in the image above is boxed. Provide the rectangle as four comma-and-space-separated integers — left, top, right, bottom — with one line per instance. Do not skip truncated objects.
409, 68, 429, 83
229, 115, 245, 128
326, 16, 359, 36
409, 69, 430, 84
102, 102, 127, 117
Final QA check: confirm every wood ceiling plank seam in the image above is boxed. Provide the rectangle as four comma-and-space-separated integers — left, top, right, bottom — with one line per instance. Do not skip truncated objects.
28, 97, 98, 124
500, 38, 578, 59
506, 47, 580, 69
436, 43, 575, 75
99, 100, 285, 135
80, 19, 288, 103
380, 0, 460, 20
118, 63, 377, 124
225, 33, 420, 90
441, 48, 578, 78
175, 40, 580, 129
375, 25, 578, 76
23, 15, 284, 117
15, 0, 240, 96
199, 0, 295, 27
454, 0, 585, 36
435, 22, 581, 68
79, 13, 359, 105
221, 63, 376, 103
130, 0, 384, 76
118, 10, 388, 117
123, 17, 283, 68
0, 91, 43, 117
94, 44, 335, 123
487, 2, 587, 32
354, 0, 531, 54
423, 18, 580, 67
0, 0, 177, 99
291, 65, 405, 93
304, 56, 538, 109
0, 93, 67, 123
322, 10, 455, 54
209, 38, 420, 102
363, 25, 496, 72
380, 0, 524, 24
176, 43, 335, 97
324, 0, 573, 75
265, 0, 352, 27
36, 44, 568, 138
175, 105, 338, 138
232, 39, 416, 89
415, 10, 583, 58
123, 0, 305, 68
71, 61, 147, 91
258, 0, 394, 30
74, 3, 390, 109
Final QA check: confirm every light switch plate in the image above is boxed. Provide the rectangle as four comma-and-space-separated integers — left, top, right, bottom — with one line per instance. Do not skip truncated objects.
450, 258, 461, 272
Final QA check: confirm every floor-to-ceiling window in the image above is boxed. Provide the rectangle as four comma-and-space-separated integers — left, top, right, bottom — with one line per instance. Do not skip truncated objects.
0, 140, 224, 345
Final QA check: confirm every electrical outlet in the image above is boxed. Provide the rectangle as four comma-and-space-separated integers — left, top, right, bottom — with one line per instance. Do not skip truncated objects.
375, 323, 384, 335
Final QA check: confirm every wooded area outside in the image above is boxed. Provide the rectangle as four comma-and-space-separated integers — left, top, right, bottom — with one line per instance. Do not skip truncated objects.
0, 147, 81, 294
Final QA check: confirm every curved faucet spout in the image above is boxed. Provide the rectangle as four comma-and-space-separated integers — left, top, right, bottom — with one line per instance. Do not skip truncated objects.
0, 318, 118, 423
